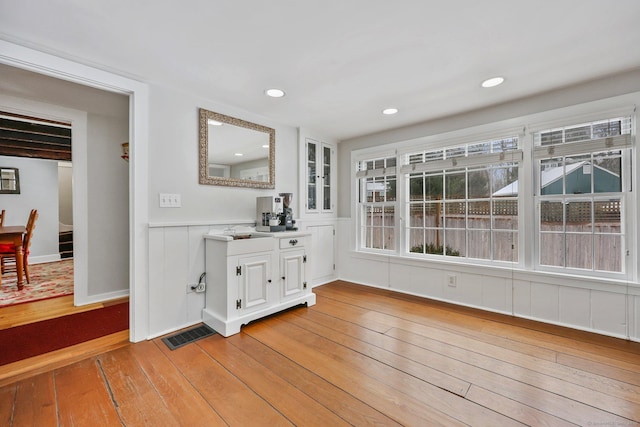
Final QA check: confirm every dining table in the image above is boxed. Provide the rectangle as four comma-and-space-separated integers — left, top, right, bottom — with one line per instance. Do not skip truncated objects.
0, 225, 26, 290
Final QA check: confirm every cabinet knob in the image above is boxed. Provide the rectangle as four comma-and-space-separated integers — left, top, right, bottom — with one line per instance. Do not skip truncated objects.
267, 279, 272, 283
282, 276, 286, 280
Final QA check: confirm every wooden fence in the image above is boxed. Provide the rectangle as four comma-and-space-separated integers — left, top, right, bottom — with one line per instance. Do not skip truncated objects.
365, 200, 622, 270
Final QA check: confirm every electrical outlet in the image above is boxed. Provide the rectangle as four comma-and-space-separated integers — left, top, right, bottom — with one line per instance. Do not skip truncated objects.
187, 283, 199, 293
195, 282, 206, 293
447, 274, 457, 287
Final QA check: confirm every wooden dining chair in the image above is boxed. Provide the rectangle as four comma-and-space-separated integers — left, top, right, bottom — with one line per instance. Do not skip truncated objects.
0, 209, 38, 284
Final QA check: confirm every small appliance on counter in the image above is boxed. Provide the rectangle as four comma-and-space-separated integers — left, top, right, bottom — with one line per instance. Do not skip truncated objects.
256, 194, 297, 232
278, 192, 296, 231
256, 196, 286, 232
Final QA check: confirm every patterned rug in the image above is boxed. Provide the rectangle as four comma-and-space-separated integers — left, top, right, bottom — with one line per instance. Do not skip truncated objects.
0, 259, 74, 306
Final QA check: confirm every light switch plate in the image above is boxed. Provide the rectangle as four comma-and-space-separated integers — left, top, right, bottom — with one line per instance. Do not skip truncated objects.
159, 193, 181, 208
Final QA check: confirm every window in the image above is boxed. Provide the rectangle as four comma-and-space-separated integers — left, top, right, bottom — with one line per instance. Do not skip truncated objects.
534, 117, 631, 273
356, 156, 397, 251
403, 137, 520, 262
0, 167, 20, 194
352, 109, 635, 281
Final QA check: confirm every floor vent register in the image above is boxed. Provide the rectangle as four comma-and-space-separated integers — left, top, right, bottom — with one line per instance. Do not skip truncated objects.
161, 324, 217, 350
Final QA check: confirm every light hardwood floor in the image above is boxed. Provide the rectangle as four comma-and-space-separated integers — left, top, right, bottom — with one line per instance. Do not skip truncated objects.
2, 280, 640, 426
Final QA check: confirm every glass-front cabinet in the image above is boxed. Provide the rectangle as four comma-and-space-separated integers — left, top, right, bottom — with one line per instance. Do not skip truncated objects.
306, 138, 336, 214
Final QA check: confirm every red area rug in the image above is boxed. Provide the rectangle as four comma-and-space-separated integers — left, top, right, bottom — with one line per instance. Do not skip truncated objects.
0, 302, 128, 366
0, 259, 73, 307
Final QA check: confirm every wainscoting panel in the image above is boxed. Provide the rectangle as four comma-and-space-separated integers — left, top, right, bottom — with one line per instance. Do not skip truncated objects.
558, 286, 591, 329
481, 274, 512, 314
591, 290, 627, 337
148, 227, 192, 337
337, 216, 637, 341
389, 263, 445, 300
512, 280, 532, 317
633, 295, 640, 340
341, 254, 391, 289
187, 226, 208, 325
530, 283, 560, 323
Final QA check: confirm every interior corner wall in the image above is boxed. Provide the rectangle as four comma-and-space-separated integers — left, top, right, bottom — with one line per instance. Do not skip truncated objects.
86, 113, 129, 297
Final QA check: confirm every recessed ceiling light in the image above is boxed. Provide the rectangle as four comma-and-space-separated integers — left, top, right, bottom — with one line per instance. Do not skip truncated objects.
265, 88, 285, 98
208, 119, 223, 126
481, 77, 505, 88
234, 153, 243, 156
382, 108, 398, 115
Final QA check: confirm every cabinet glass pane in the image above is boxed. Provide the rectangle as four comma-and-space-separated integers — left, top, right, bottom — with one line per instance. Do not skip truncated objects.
323, 146, 331, 210
307, 142, 317, 210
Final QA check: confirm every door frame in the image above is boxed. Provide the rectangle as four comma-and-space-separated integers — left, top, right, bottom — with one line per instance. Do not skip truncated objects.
0, 40, 151, 342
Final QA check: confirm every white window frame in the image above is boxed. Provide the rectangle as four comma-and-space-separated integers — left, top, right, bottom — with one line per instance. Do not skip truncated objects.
354, 150, 399, 254
400, 136, 522, 264
531, 114, 633, 280
350, 102, 636, 283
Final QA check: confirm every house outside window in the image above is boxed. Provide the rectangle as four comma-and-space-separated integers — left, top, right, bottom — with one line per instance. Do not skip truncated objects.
402, 137, 521, 262
356, 156, 397, 251
534, 116, 631, 274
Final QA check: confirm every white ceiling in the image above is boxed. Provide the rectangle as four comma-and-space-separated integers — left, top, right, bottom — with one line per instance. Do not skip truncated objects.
1, 0, 639, 141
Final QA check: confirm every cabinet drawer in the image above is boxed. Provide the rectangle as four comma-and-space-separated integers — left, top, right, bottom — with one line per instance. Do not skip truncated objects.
279, 237, 305, 249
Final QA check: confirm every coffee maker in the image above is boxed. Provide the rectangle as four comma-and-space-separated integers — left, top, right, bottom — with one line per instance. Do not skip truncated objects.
256, 196, 285, 232
278, 193, 296, 231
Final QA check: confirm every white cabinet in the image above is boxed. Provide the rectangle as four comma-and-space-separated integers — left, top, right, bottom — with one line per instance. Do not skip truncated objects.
236, 253, 273, 314
278, 236, 308, 302
305, 138, 336, 215
203, 232, 315, 337
307, 224, 335, 285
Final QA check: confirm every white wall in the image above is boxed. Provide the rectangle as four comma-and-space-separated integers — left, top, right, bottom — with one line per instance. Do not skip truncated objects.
0, 155, 59, 262
58, 162, 73, 225
86, 113, 129, 297
336, 70, 640, 342
147, 85, 298, 224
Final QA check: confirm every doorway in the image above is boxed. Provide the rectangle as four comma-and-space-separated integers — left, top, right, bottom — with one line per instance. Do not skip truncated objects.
0, 40, 150, 342
0, 63, 130, 320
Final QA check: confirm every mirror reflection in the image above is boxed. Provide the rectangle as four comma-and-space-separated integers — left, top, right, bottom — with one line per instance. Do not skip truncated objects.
199, 108, 275, 188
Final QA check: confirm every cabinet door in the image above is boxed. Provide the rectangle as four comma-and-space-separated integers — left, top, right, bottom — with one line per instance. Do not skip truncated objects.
306, 140, 318, 211
308, 225, 335, 284
280, 249, 306, 301
237, 253, 271, 313
305, 139, 335, 214
322, 144, 332, 211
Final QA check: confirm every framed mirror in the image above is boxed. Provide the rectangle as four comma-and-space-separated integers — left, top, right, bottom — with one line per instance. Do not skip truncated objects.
199, 108, 275, 188
0, 167, 20, 194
